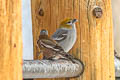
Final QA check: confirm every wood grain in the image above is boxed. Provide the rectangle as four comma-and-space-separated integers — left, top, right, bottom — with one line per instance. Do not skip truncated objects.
31, 0, 115, 80
0, 0, 22, 80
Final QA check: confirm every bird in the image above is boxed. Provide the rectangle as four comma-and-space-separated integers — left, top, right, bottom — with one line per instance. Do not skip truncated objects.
37, 29, 75, 62
51, 18, 78, 52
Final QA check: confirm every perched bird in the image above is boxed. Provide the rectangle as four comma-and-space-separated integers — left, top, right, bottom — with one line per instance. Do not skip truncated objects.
51, 18, 78, 52
37, 29, 75, 62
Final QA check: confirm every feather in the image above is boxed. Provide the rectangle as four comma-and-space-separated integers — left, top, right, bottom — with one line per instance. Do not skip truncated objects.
52, 29, 68, 42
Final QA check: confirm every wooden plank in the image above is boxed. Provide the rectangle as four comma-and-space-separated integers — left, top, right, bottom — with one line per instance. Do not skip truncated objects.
31, 0, 115, 80
0, 0, 22, 80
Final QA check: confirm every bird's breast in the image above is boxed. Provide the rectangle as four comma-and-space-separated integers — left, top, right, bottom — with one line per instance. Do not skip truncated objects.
59, 29, 77, 52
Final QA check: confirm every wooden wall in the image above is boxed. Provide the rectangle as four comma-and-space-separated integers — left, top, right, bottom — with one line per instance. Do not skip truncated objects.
31, 0, 115, 80
0, 0, 23, 80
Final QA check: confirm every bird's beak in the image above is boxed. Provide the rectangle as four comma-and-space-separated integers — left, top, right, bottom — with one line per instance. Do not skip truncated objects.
72, 19, 78, 23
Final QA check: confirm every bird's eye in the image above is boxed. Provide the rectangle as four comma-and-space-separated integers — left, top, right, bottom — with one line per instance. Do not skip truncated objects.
67, 21, 71, 24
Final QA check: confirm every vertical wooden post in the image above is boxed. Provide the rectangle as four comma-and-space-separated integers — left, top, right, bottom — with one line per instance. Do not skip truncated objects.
0, 0, 22, 80
31, 0, 115, 80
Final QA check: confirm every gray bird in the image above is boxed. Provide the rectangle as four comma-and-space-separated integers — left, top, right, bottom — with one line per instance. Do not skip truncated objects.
52, 18, 78, 52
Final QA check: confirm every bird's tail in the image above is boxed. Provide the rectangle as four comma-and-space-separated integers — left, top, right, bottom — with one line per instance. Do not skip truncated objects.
58, 52, 76, 63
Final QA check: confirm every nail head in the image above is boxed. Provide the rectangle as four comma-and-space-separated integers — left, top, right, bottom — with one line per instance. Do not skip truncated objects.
93, 6, 103, 18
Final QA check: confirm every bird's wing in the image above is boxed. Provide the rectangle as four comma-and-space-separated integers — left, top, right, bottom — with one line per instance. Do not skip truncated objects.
51, 29, 68, 42
39, 39, 63, 52
40, 39, 57, 48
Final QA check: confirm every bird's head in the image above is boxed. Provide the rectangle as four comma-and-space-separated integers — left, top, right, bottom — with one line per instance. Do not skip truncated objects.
40, 29, 48, 35
59, 18, 78, 29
